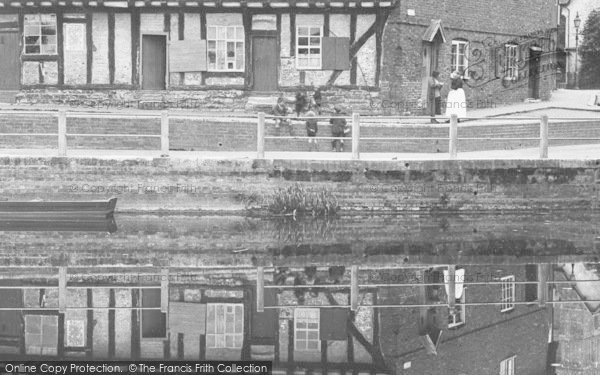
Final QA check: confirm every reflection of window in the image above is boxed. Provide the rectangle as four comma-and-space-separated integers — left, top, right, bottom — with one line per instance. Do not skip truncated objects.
451, 39, 469, 78
294, 308, 320, 351
448, 289, 466, 328
296, 26, 322, 69
504, 44, 518, 80
206, 26, 244, 71
500, 355, 515, 375
501, 275, 515, 312
24, 14, 57, 55
206, 304, 244, 348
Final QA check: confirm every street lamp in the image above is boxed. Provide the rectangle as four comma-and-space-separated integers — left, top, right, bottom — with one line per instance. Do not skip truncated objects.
574, 13, 581, 89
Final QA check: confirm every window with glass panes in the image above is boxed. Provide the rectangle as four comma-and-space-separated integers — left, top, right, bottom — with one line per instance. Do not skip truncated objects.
207, 25, 244, 71
451, 40, 469, 77
23, 14, 57, 55
501, 275, 516, 312
504, 44, 518, 80
206, 303, 243, 349
294, 308, 320, 351
500, 355, 515, 375
296, 26, 322, 69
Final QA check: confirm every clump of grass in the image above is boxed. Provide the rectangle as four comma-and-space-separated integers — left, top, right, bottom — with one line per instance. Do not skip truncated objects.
268, 184, 339, 217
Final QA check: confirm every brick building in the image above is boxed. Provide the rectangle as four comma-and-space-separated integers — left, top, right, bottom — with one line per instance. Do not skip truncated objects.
379, 0, 560, 114
0, 0, 559, 112
378, 265, 551, 375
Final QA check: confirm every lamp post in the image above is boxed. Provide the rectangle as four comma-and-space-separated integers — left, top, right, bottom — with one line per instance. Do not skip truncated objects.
574, 12, 581, 89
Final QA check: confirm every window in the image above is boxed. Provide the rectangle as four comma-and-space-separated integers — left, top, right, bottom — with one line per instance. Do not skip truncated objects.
296, 26, 322, 70
294, 308, 320, 351
23, 14, 57, 55
448, 289, 466, 328
504, 44, 518, 80
451, 40, 469, 78
500, 355, 516, 375
207, 25, 244, 71
206, 303, 243, 348
501, 275, 516, 312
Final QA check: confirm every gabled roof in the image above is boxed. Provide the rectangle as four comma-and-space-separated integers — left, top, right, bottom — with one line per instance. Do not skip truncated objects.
422, 19, 447, 43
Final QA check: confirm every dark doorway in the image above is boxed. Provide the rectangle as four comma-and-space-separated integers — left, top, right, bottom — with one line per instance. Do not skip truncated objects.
141, 289, 166, 338
252, 33, 278, 91
525, 264, 538, 302
0, 32, 21, 90
141, 35, 167, 90
528, 47, 542, 99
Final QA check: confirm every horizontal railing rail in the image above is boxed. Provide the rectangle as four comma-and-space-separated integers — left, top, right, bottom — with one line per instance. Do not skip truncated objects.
0, 109, 599, 159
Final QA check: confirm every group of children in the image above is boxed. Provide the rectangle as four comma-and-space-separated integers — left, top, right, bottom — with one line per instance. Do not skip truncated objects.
272, 88, 350, 152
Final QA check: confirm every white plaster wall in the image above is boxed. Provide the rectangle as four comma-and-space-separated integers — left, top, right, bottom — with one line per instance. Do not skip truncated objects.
280, 14, 291, 57
114, 13, 132, 84
140, 13, 164, 33
92, 12, 110, 84
170, 13, 179, 40
182, 13, 203, 86
356, 14, 376, 86
63, 23, 87, 85
184, 13, 201, 39
252, 14, 276, 30
206, 13, 243, 26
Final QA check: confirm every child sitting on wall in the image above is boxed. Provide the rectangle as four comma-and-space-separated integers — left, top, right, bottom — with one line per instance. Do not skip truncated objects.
272, 95, 293, 135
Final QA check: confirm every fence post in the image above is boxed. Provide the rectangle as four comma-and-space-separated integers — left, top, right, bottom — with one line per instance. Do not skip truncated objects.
449, 114, 458, 159
257, 112, 265, 159
539, 115, 548, 159
351, 265, 359, 311
58, 110, 67, 156
447, 264, 456, 311
257, 266, 264, 312
161, 111, 169, 156
352, 112, 360, 160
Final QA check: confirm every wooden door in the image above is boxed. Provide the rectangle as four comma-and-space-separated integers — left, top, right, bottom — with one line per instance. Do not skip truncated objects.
0, 32, 21, 89
252, 34, 278, 91
529, 48, 541, 99
142, 35, 167, 90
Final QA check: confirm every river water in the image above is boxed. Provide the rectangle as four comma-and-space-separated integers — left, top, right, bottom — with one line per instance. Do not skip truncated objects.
0, 212, 599, 371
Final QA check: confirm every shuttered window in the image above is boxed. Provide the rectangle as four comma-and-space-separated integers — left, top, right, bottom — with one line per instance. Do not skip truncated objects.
321, 37, 350, 71
504, 44, 518, 80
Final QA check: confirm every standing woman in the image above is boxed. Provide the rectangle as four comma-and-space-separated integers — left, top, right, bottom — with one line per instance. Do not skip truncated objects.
445, 71, 467, 122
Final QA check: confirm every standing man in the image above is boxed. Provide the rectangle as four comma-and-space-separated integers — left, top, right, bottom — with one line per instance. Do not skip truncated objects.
428, 71, 444, 123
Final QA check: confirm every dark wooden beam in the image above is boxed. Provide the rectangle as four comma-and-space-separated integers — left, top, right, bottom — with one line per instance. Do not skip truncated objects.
108, 11, 115, 84
323, 12, 329, 36
108, 288, 116, 358
327, 13, 378, 86
131, 8, 140, 87
86, 289, 94, 358
242, 9, 251, 87
349, 13, 356, 84
86, 10, 92, 84
178, 10, 184, 84
57, 9, 65, 85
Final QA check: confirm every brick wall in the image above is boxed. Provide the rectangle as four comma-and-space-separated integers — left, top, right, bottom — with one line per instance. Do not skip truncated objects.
2, 112, 600, 154
382, 0, 558, 114
378, 265, 550, 375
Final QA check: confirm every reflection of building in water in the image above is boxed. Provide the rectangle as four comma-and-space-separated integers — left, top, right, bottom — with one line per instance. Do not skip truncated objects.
1, 264, 598, 375
378, 264, 550, 375
551, 263, 600, 374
